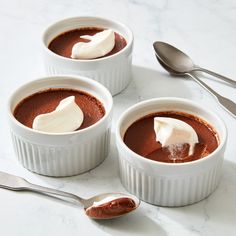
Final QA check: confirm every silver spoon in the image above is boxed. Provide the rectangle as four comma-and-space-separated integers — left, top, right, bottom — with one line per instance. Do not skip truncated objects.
153, 41, 236, 86
154, 55, 236, 118
0, 171, 140, 220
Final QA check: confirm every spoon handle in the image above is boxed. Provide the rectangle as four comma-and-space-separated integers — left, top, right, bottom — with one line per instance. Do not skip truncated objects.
187, 72, 236, 117
195, 67, 236, 86
0, 171, 83, 203
24, 182, 83, 203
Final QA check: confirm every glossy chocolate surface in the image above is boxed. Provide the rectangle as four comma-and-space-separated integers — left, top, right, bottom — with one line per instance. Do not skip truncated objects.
124, 111, 219, 163
85, 197, 136, 219
13, 88, 105, 130
48, 27, 127, 59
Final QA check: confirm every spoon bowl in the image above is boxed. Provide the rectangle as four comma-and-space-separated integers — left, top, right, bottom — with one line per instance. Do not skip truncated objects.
84, 192, 140, 219
156, 55, 182, 76
153, 41, 195, 73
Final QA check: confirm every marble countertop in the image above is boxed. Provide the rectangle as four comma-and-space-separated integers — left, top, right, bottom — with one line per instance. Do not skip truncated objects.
1, 0, 236, 235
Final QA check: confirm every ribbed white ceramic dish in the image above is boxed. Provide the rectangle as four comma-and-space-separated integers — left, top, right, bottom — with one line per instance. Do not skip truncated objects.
42, 16, 133, 96
116, 98, 227, 206
8, 75, 113, 177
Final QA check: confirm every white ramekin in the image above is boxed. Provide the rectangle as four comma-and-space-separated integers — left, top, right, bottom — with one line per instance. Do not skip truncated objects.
116, 97, 227, 206
8, 75, 113, 177
42, 16, 133, 96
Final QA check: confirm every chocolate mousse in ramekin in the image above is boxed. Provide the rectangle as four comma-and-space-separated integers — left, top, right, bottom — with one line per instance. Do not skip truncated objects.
116, 97, 227, 206
42, 16, 133, 96
8, 75, 112, 177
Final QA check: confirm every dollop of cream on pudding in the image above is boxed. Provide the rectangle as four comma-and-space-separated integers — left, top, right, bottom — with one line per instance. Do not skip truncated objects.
92, 196, 124, 207
33, 96, 84, 133
154, 117, 199, 155
71, 29, 115, 59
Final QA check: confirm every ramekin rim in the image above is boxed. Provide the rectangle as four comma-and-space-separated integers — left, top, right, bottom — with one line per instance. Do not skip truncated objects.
42, 15, 134, 63
116, 97, 227, 167
8, 75, 113, 136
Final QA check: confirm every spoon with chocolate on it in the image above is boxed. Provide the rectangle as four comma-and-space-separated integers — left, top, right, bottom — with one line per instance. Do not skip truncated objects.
0, 171, 140, 220
153, 41, 236, 118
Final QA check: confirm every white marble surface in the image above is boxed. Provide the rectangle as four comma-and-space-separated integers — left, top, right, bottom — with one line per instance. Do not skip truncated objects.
1, 0, 236, 235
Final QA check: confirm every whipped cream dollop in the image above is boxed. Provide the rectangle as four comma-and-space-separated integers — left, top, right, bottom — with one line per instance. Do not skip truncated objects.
71, 29, 115, 59
92, 196, 125, 207
33, 96, 84, 133
154, 117, 198, 155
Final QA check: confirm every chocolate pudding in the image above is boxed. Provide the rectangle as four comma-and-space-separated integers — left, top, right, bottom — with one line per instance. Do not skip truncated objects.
85, 197, 136, 219
48, 27, 127, 59
13, 88, 105, 130
124, 111, 219, 163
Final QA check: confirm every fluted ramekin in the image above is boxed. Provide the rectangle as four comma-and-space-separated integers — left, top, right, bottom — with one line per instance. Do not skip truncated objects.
42, 16, 133, 96
116, 97, 227, 206
8, 75, 113, 177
